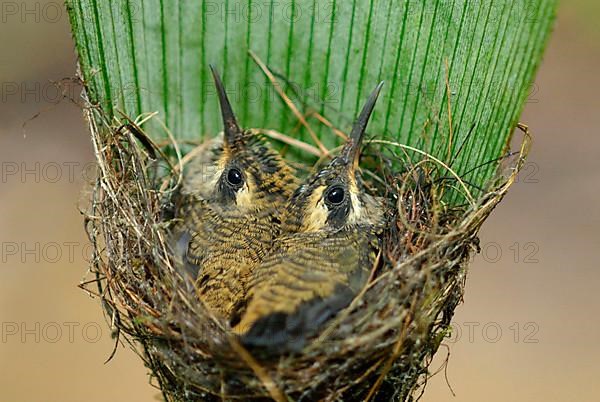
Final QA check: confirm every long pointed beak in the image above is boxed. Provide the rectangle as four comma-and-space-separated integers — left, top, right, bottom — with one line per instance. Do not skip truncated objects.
209, 65, 242, 147
341, 81, 384, 172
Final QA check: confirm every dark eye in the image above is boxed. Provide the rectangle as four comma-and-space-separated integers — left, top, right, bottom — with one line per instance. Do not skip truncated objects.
326, 186, 345, 205
226, 168, 243, 186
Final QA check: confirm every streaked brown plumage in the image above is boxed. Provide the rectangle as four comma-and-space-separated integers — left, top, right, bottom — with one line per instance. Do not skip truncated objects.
236, 83, 386, 350
170, 66, 297, 321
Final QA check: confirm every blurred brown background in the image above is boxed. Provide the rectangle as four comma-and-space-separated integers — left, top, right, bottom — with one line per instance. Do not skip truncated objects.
1, 1, 598, 401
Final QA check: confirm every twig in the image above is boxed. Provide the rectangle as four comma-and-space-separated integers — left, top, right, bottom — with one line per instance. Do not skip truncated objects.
254, 128, 322, 157
249, 49, 329, 156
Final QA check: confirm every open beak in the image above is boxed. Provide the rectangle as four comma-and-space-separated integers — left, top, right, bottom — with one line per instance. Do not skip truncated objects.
209, 65, 243, 149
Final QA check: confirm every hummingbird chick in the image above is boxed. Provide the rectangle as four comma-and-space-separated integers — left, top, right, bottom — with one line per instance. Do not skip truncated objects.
171, 66, 297, 322
235, 83, 386, 351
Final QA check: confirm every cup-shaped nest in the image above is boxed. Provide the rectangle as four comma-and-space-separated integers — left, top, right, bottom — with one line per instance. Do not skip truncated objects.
81, 106, 529, 401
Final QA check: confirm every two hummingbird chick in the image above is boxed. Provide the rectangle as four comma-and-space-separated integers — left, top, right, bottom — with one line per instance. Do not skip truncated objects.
172, 67, 384, 350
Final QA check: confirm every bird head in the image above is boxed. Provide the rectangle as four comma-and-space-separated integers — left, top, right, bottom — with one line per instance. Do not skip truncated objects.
282, 82, 385, 233
204, 66, 296, 214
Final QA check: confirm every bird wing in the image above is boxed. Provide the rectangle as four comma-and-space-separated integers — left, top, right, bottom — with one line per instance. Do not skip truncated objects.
236, 232, 376, 351
185, 206, 276, 321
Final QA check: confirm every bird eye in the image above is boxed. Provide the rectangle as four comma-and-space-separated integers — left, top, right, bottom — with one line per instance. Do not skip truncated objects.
326, 186, 345, 205
226, 168, 244, 186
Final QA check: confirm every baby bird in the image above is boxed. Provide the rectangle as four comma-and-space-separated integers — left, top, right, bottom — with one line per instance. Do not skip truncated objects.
235, 83, 385, 350
171, 66, 297, 322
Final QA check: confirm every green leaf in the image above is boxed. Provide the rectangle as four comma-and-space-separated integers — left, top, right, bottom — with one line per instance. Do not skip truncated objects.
66, 0, 556, 193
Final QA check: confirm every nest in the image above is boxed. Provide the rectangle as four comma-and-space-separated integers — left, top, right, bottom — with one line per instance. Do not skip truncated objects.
81, 101, 530, 401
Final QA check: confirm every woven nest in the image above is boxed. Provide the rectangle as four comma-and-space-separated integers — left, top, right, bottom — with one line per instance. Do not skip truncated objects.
81, 102, 530, 401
